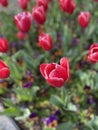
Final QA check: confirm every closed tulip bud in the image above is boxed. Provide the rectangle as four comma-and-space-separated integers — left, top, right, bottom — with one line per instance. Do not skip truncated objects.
36, 0, 48, 11
0, 60, 10, 79
14, 11, 32, 32
17, 31, 26, 40
78, 12, 90, 28
0, 0, 8, 7
32, 6, 46, 24
59, 0, 76, 14
18, 0, 29, 10
0, 37, 9, 53
39, 33, 53, 51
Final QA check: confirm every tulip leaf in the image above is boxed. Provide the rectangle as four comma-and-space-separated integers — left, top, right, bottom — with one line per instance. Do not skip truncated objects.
50, 95, 64, 108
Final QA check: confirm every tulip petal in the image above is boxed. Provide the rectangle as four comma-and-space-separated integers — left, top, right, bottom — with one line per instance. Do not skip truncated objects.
60, 57, 69, 79
0, 68, 10, 79
0, 60, 8, 69
46, 78, 64, 88
49, 64, 68, 81
40, 63, 48, 77
44, 63, 56, 78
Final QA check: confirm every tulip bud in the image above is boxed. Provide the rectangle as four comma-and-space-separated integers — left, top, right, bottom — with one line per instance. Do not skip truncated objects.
78, 12, 90, 28
17, 31, 26, 40
18, 0, 29, 10
32, 6, 46, 24
36, 0, 48, 11
0, 0, 8, 7
39, 33, 53, 51
59, 0, 76, 14
14, 11, 32, 32
0, 37, 9, 53
0, 60, 10, 79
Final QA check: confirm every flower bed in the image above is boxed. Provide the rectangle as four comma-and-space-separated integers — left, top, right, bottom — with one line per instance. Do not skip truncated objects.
0, 0, 98, 130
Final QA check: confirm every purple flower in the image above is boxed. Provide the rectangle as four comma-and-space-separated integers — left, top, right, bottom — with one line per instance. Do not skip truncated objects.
54, 110, 61, 116
23, 82, 33, 88
72, 37, 79, 45
29, 112, 37, 119
46, 115, 57, 126
87, 96, 95, 105
84, 85, 91, 90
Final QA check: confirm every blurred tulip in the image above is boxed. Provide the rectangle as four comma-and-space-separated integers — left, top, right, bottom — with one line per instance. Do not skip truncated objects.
17, 31, 26, 40
78, 12, 90, 28
32, 6, 46, 24
94, 0, 98, 2
0, 60, 10, 79
36, 0, 48, 11
0, 37, 9, 53
39, 33, 53, 51
0, 0, 8, 7
88, 43, 98, 63
18, 0, 29, 10
59, 0, 76, 14
14, 11, 32, 32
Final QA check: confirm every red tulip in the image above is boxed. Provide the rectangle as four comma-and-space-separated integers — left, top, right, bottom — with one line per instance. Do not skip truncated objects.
59, 0, 76, 14
40, 57, 69, 88
0, 37, 9, 53
94, 0, 98, 2
18, 0, 29, 10
36, 0, 48, 11
0, 0, 8, 7
78, 12, 90, 28
14, 11, 32, 32
32, 6, 46, 24
39, 33, 53, 51
17, 31, 26, 40
0, 60, 10, 79
88, 44, 98, 63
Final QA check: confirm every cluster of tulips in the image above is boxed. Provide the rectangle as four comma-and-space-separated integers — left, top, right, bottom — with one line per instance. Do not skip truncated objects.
0, 0, 98, 88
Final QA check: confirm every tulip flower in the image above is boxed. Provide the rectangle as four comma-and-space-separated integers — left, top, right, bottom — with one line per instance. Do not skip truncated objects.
17, 31, 26, 40
14, 11, 32, 32
40, 57, 69, 88
78, 12, 90, 28
88, 44, 98, 63
0, 0, 8, 7
0, 37, 9, 53
0, 60, 10, 79
39, 33, 53, 51
59, 0, 76, 14
32, 6, 46, 24
36, 0, 48, 11
18, 0, 29, 10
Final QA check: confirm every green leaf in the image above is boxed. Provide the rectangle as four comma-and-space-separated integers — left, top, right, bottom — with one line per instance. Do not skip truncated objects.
50, 95, 64, 108
0, 107, 21, 117
87, 116, 98, 130
3, 98, 15, 107
56, 122, 76, 130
